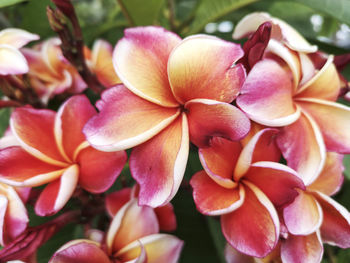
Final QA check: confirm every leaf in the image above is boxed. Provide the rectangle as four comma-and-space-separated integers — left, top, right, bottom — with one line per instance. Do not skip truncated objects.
117, 0, 164, 26
0, 108, 10, 137
0, 0, 27, 8
206, 217, 226, 263
186, 0, 260, 34
292, 0, 350, 26
344, 155, 350, 180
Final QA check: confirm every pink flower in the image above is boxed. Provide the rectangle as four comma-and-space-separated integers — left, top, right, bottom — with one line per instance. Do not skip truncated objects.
234, 12, 350, 185
190, 128, 304, 257
84, 26, 250, 207
0, 28, 39, 75
0, 95, 126, 216
22, 38, 87, 103
49, 199, 183, 263
85, 39, 121, 88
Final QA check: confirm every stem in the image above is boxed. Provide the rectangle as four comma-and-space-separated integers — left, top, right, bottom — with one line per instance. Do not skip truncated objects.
167, 0, 176, 32
47, 2, 104, 94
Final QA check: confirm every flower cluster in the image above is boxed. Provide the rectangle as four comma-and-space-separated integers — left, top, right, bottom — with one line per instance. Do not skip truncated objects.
0, 9, 349, 263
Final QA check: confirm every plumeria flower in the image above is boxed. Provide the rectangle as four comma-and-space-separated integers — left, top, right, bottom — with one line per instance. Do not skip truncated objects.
0, 95, 126, 216
84, 26, 250, 207
85, 39, 121, 88
0, 28, 39, 75
49, 198, 184, 263
22, 38, 86, 103
0, 128, 20, 149
233, 12, 350, 185
224, 153, 350, 263
106, 186, 177, 232
190, 128, 304, 257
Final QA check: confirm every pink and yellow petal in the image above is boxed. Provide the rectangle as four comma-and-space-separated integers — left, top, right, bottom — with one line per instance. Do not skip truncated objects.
55, 95, 97, 161
308, 152, 344, 196
91, 39, 121, 87
185, 99, 250, 148
234, 128, 280, 181
312, 191, 350, 248
113, 26, 180, 107
283, 190, 323, 235
0, 28, 39, 48
0, 44, 28, 75
281, 232, 323, 263
107, 199, 159, 253
244, 161, 304, 207
277, 112, 326, 185
154, 204, 177, 232
221, 181, 279, 258
224, 244, 256, 263
168, 35, 245, 104
35, 165, 79, 216
296, 98, 350, 153
106, 188, 133, 217
130, 114, 188, 207
0, 146, 65, 187
10, 107, 67, 166
77, 147, 127, 193
116, 234, 183, 263
199, 137, 241, 188
190, 171, 244, 216
84, 85, 180, 152
49, 239, 110, 263
296, 55, 340, 101
237, 59, 299, 126
0, 184, 28, 245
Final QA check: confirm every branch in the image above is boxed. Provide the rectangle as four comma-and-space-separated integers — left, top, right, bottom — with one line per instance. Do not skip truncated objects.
47, 1, 105, 94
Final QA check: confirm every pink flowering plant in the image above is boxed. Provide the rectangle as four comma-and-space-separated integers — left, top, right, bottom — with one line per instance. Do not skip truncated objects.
0, 0, 350, 262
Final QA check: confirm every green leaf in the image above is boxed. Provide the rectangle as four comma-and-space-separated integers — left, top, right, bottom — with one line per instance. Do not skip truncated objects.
0, 108, 10, 136
344, 155, 350, 180
117, 0, 164, 26
186, 0, 260, 34
206, 217, 226, 263
0, 0, 27, 8
291, 0, 350, 26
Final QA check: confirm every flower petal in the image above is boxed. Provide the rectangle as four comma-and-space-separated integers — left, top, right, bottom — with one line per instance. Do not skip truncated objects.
313, 191, 350, 248
168, 35, 245, 104
91, 39, 121, 87
308, 152, 344, 196
277, 111, 326, 185
35, 165, 79, 216
0, 44, 28, 75
107, 199, 159, 254
55, 95, 97, 161
281, 232, 323, 263
283, 190, 323, 235
186, 99, 250, 148
113, 26, 180, 107
224, 243, 256, 263
234, 128, 280, 181
77, 147, 127, 193
0, 146, 65, 187
0, 184, 28, 246
221, 181, 279, 258
245, 161, 304, 207
130, 113, 189, 207
237, 58, 299, 126
296, 98, 350, 153
10, 107, 67, 166
199, 137, 241, 188
116, 234, 183, 263
0, 28, 39, 48
83, 85, 180, 151
49, 239, 111, 263
154, 204, 177, 232
190, 171, 244, 216
105, 188, 133, 217
296, 55, 340, 101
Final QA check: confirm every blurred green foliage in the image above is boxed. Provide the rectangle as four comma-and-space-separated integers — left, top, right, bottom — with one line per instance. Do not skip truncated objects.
1, 0, 350, 262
